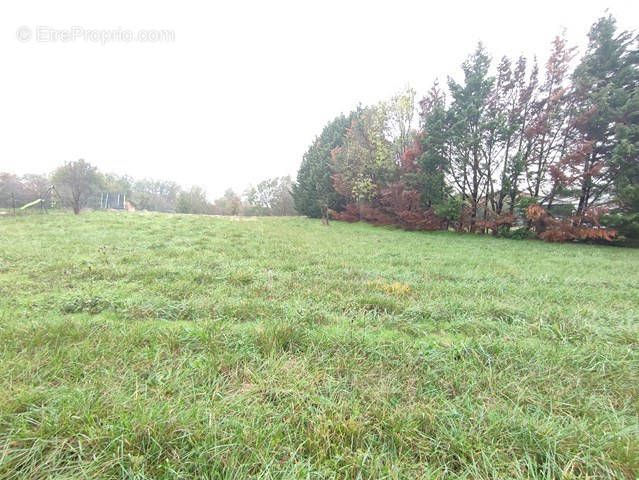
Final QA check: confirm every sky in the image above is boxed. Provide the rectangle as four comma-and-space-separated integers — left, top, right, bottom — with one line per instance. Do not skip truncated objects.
2, 0, 638, 199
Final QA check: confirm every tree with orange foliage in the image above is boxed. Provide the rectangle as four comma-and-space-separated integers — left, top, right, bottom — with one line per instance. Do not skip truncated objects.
526, 204, 616, 242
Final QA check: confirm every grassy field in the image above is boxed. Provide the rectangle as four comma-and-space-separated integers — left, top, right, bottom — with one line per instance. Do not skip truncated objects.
0, 212, 637, 479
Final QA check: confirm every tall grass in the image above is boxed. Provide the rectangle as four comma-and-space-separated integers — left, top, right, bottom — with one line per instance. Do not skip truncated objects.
0, 211, 637, 478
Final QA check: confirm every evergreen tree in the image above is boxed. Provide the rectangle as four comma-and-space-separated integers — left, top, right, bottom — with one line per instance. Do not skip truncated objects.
568, 15, 638, 215
605, 49, 639, 239
293, 113, 352, 218
447, 43, 495, 229
418, 82, 450, 207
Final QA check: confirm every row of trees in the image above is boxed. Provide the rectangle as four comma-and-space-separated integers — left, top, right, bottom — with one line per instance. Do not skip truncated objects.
0, 160, 296, 216
294, 15, 638, 242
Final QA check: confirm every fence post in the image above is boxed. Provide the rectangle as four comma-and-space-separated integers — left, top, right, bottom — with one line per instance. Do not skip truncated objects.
11, 193, 16, 216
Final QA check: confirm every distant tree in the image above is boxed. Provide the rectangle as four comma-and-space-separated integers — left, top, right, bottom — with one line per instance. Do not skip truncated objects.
101, 173, 134, 196
52, 159, 101, 214
21, 174, 50, 200
0, 173, 26, 207
176, 186, 210, 214
0, 173, 53, 209
131, 178, 180, 212
293, 113, 352, 218
245, 176, 295, 216
213, 189, 243, 215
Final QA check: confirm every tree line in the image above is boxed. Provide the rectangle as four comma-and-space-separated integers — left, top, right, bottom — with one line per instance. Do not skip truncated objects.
293, 15, 638, 243
0, 160, 296, 216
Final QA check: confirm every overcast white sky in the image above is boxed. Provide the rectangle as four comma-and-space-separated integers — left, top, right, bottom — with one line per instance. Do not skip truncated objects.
2, 1, 637, 198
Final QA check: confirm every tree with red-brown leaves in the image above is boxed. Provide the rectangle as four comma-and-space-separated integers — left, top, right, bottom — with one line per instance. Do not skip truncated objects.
525, 33, 577, 207
526, 204, 616, 242
497, 56, 539, 216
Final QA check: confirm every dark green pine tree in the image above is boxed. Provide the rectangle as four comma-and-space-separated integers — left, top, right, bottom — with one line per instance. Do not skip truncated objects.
570, 15, 639, 217
293, 113, 353, 218
606, 23, 639, 240
446, 43, 495, 229
417, 81, 450, 208
605, 92, 639, 239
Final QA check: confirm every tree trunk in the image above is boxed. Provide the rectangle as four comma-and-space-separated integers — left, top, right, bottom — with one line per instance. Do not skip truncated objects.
576, 152, 593, 216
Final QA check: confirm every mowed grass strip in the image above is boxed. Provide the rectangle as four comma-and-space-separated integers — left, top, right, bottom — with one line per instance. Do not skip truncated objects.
0, 211, 637, 479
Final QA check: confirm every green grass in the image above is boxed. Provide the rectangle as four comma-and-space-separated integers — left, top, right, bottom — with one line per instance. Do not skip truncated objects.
1, 211, 637, 479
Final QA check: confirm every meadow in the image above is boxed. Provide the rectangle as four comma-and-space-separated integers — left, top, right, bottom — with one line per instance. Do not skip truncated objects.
0, 211, 637, 479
